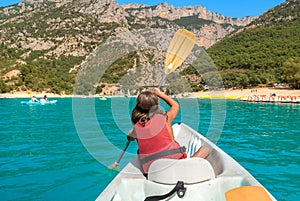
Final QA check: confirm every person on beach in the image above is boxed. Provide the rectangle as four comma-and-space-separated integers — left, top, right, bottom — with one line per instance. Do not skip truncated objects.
127, 88, 210, 175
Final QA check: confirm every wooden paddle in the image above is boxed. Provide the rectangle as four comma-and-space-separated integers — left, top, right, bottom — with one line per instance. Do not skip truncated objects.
108, 29, 196, 170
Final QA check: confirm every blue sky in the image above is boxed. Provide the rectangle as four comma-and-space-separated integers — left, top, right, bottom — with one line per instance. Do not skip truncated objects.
0, 0, 285, 17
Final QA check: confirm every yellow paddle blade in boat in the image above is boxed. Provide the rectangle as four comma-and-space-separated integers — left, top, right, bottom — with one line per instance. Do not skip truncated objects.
164, 29, 196, 75
225, 186, 272, 201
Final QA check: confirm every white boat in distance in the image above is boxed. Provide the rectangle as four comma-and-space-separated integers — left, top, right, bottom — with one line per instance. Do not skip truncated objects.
97, 123, 276, 201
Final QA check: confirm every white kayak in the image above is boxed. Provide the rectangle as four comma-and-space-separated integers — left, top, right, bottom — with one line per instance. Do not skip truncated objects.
97, 123, 276, 201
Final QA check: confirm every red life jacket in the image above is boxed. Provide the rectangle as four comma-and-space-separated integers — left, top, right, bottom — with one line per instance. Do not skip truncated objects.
134, 114, 186, 173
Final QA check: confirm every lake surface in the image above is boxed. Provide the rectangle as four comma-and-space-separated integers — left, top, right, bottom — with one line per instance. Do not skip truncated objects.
0, 98, 299, 201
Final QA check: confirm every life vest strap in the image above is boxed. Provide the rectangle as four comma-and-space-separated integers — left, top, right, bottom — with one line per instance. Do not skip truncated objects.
144, 181, 186, 201
140, 146, 186, 164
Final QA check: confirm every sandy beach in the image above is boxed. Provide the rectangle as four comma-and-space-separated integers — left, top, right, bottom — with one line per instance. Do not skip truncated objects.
193, 88, 300, 99
1, 88, 300, 99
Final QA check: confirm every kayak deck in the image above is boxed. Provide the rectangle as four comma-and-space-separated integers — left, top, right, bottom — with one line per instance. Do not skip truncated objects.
97, 123, 276, 201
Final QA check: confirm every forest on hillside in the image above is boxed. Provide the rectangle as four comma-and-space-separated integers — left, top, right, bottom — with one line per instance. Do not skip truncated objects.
0, 44, 84, 94
206, 1, 300, 89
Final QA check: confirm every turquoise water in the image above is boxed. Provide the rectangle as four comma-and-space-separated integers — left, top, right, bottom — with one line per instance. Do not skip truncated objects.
0, 98, 299, 201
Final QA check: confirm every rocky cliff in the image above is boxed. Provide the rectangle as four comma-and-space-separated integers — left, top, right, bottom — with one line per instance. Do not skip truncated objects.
0, 0, 257, 52
122, 2, 255, 26
0, 0, 258, 94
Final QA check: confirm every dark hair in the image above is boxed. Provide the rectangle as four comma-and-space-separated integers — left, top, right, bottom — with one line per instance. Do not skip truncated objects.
132, 91, 164, 126
136, 91, 158, 110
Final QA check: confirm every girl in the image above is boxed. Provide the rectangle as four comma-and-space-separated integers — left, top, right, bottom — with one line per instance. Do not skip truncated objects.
127, 88, 210, 174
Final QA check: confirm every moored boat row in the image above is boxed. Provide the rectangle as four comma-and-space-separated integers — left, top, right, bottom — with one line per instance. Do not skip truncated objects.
240, 95, 300, 104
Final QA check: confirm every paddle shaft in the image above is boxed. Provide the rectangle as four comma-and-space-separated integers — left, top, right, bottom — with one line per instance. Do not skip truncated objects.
158, 74, 167, 89
115, 140, 130, 164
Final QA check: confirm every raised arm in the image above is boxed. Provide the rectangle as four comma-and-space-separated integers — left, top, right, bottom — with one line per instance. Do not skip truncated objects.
152, 88, 179, 124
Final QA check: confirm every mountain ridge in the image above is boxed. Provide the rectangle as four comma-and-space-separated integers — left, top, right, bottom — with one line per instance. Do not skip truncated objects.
2, 0, 292, 94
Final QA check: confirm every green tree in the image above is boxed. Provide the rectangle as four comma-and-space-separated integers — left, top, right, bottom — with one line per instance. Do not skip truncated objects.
96, 86, 102, 94
282, 57, 300, 89
0, 79, 11, 93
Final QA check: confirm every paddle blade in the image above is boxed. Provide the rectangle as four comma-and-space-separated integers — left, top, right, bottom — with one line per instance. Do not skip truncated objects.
108, 162, 119, 170
225, 186, 272, 201
164, 29, 196, 75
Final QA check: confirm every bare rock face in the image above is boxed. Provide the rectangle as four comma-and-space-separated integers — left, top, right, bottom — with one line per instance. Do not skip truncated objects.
15, 0, 129, 24
121, 2, 256, 48
121, 2, 256, 26
75, 0, 129, 24
1, 0, 257, 52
